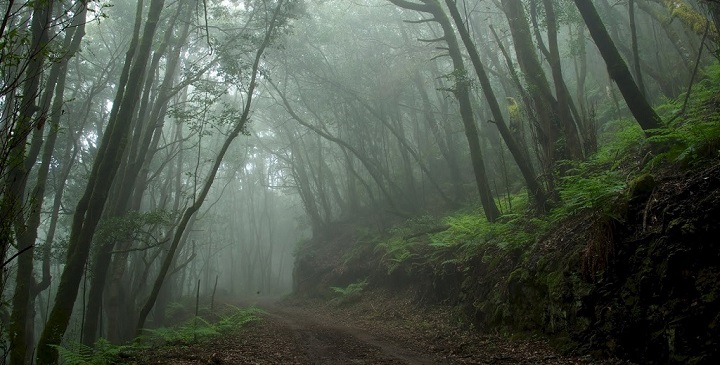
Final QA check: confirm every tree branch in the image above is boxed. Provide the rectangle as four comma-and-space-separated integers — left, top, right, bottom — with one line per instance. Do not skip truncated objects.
404, 18, 435, 24
388, 0, 432, 13
418, 36, 446, 43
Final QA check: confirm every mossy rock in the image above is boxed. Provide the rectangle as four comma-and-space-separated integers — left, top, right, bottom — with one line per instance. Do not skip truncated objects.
628, 173, 656, 202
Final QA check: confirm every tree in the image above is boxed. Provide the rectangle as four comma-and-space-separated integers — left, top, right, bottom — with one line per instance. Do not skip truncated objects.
35, 0, 168, 362
388, 0, 500, 221
82, 0, 195, 344
4, 1, 56, 362
572, 0, 663, 134
443, 0, 548, 211
136, 0, 288, 332
499, 0, 581, 166
6, 2, 88, 362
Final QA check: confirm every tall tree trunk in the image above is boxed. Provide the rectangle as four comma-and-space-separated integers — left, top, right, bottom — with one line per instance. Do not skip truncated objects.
500, 0, 571, 164
573, 0, 664, 133
287, 127, 325, 236
5, 1, 54, 363
82, 1, 192, 344
541, 0, 585, 160
36, 1, 166, 362
412, 72, 463, 202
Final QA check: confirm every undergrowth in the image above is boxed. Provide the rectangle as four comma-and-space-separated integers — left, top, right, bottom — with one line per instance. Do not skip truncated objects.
56, 306, 262, 364
330, 279, 368, 305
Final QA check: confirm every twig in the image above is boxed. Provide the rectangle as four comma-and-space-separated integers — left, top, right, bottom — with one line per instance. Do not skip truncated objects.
1, 244, 34, 268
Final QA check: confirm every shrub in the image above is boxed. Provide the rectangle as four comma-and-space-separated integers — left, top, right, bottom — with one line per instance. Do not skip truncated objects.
330, 279, 368, 305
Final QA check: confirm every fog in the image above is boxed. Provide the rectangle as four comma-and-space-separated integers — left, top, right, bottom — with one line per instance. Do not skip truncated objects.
1, 0, 718, 363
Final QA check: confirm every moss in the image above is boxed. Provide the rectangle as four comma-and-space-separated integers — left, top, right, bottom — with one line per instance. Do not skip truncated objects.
628, 173, 656, 201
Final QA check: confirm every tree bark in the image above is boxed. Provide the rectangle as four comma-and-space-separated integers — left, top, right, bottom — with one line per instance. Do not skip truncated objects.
541, 0, 584, 160
82, 1, 192, 344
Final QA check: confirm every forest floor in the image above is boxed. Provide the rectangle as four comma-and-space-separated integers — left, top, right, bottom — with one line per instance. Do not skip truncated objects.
129, 292, 634, 365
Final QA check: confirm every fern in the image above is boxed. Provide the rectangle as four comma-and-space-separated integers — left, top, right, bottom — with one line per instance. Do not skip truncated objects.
556, 171, 626, 218
52, 338, 129, 365
330, 279, 368, 305
330, 279, 368, 297
375, 236, 419, 273
140, 306, 261, 345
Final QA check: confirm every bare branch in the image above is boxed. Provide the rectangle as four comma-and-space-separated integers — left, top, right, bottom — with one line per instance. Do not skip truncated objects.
387, 0, 432, 13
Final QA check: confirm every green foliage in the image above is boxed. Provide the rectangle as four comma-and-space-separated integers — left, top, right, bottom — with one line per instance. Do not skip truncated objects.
94, 210, 174, 249
645, 123, 720, 169
371, 207, 539, 278
54, 307, 263, 364
139, 306, 262, 346
431, 210, 535, 251
593, 119, 646, 169
430, 213, 488, 249
215, 305, 264, 333
374, 236, 419, 274
52, 338, 129, 365
554, 168, 626, 219
643, 65, 720, 168
164, 301, 188, 321
388, 215, 439, 237
330, 279, 368, 305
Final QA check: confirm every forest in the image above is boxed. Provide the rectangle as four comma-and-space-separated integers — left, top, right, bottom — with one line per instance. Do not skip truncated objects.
1, 0, 719, 364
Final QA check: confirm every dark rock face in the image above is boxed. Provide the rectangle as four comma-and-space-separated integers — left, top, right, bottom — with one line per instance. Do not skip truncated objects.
505, 163, 720, 364
582, 164, 720, 364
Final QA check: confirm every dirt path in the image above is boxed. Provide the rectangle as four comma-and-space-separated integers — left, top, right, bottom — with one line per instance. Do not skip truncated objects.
130, 296, 632, 364
260, 304, 447, 364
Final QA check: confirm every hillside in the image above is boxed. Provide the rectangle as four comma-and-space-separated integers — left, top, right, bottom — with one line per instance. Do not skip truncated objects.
293, 75, 720, 364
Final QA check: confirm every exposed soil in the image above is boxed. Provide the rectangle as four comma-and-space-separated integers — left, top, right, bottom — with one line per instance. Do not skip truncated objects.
129, 293, 632, 364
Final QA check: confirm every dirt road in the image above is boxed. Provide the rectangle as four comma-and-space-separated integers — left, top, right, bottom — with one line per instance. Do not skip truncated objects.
257, 304, 449, 364
131, 297, 632, 365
